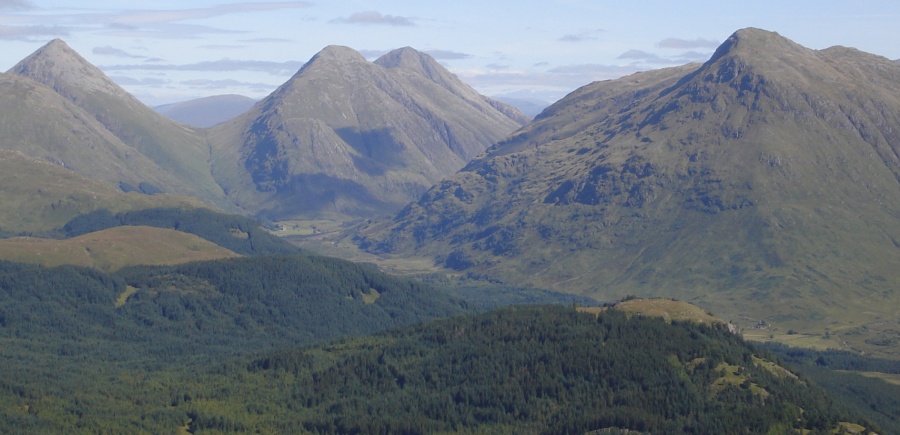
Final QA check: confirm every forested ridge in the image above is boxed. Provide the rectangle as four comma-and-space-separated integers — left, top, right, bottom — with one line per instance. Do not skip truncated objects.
0, 259, 887, 433
2, 291, 878, 433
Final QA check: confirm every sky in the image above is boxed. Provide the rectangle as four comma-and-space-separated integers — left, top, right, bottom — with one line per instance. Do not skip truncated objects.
2, 1, 899, 107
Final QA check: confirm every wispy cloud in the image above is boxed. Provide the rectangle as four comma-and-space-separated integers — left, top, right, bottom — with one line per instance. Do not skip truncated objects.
110, 75, 168, 86
423, 49, 470, 60
93, 45, 145, 58
108, 2, 314, 25
180, 78, 275, 90
558, 28, 604, 42
617, 49, 673, 64
657, 37, 719, 49
0, 24, 68, 40
241, 37, 292, 44
2, 2, 313, 41
548, 64, 637, 75
0, 0, 33, 10
330, 11, 415, 26
101, 58, 304, 75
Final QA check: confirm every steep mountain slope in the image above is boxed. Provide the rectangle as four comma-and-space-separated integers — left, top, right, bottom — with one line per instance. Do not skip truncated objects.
208, 45, 526, 220
154, 94, 257, 128
0, 73, 196, 200
7, 39, 228, 209
359, 28, 900, 353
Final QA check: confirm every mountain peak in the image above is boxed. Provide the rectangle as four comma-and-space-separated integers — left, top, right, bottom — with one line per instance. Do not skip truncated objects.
9, 38, 127, 98
707, 27, 808, 65
375, 47, 447, 81
309, 45, 367, 65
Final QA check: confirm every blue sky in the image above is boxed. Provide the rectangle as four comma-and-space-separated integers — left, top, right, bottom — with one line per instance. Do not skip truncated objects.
2, 1, 899, 106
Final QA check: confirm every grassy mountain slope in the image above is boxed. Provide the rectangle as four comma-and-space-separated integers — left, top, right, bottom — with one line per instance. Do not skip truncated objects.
208, 45, 526, 220
358, 28, 900, 356
0, 150, 202, 235
0, 226, 239, 271
7, 40, 229, 209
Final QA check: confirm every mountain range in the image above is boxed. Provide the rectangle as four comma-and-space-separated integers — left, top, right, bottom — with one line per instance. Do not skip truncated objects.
1, 39, 524, 227
357, 28, 900, 356
0, 27, 898, 432
207, 45, 527, 220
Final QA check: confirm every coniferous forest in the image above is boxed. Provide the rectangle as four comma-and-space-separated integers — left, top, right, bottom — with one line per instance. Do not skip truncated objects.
0, 266, 884, 435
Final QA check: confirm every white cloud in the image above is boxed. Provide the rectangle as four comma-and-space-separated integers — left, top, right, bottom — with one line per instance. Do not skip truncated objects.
100, 59, 304, 75
558, 28, 604, 42
423, 49, 470, 60
0, 24, 68, 40
617, 49, 673, 64
0, 0, 32, 10
657, 37, 720, 49
330, 11, 415, 26
93, 46, 145, 58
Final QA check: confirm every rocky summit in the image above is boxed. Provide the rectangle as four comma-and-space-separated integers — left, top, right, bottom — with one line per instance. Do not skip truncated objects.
358, 28, 900, 353
207, 45, 527, 220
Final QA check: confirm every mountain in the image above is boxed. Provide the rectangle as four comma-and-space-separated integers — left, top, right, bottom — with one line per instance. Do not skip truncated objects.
357, 28, 900, 355
7, 39, 229, 209
154, 94, 257, 128
207, 45, 527, 220
493, 95, 550, 117
0, 73, 198, 202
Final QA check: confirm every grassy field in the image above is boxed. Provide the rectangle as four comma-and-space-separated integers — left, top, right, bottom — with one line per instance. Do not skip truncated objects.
0, 226, 239, 271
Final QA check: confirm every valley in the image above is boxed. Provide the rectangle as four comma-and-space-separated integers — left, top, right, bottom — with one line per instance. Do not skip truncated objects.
0, 25, 898, 433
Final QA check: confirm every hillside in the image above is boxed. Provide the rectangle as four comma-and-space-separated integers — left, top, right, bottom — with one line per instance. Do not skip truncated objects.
0, 226, 239, 271
0, 150, 203, 235
0, 73, 197, 201
7, 39, 230, 209
1, 304, 875, 433
357, 28, 900, 357
208, 45, 527, 220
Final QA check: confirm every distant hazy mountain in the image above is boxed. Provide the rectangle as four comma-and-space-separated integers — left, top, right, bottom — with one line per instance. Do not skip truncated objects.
155, 94, 257, 128
358, 28, 900, 354
7, 39, 229, 209
492, 96, 549, 118
208, 46, 528, 220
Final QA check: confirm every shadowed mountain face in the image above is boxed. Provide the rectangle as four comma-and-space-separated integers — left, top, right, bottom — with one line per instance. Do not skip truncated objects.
358, 29, 900, 349
7, 39, 229, 210
208, 45, 527, 220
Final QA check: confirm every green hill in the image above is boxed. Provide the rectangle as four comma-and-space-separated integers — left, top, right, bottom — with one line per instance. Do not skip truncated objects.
0, 150, 204, 235
0, 226, 239, 272
61, 207, 300, 256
